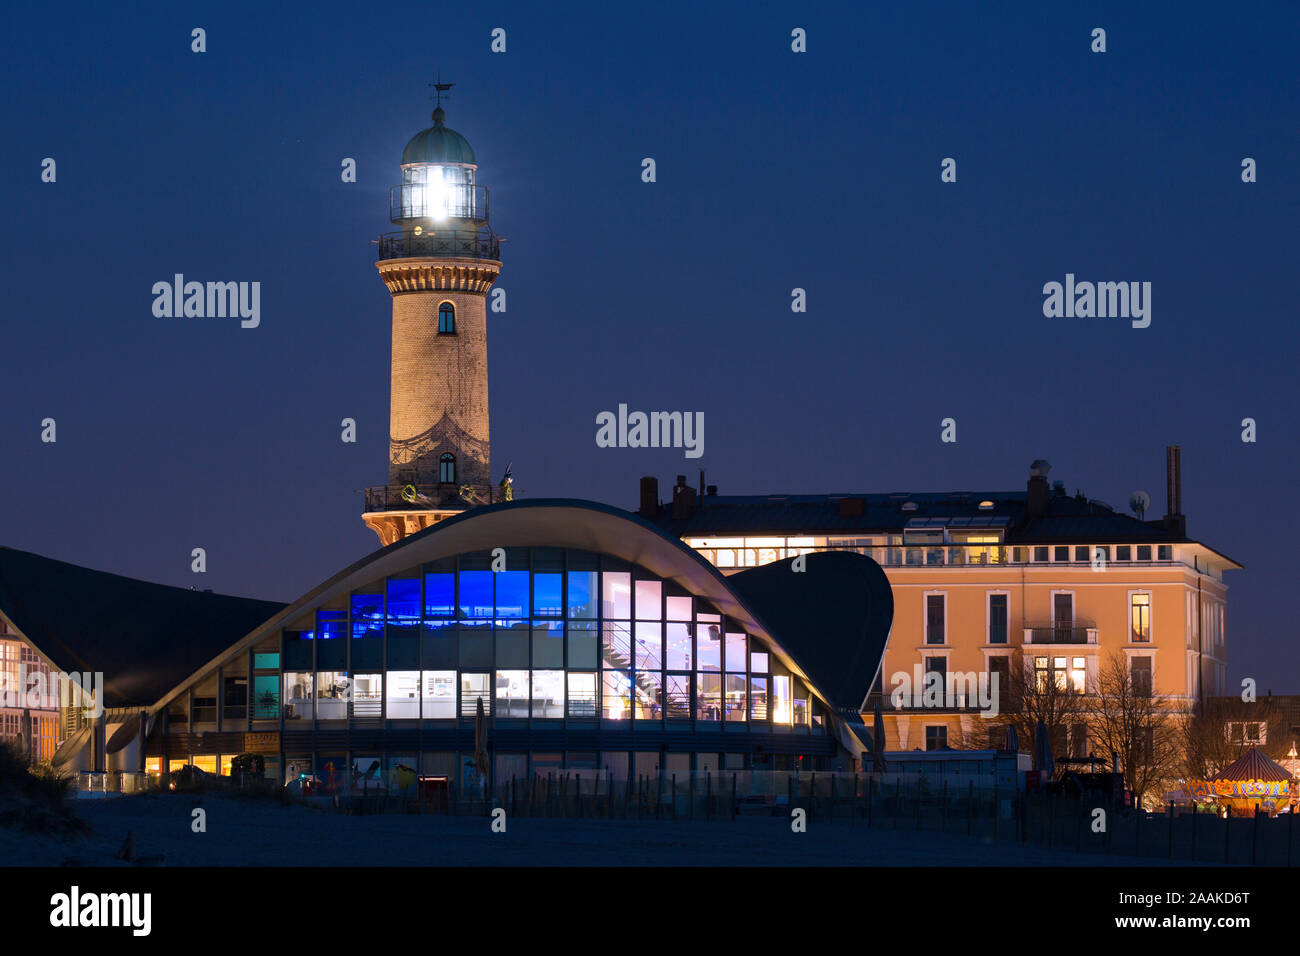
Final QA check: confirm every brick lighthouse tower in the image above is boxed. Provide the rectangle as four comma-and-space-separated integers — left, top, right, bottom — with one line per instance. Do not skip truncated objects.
363, 87, 502, 546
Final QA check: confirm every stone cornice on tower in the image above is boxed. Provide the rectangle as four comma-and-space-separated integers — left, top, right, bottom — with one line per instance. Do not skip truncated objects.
376, 257, 501, 294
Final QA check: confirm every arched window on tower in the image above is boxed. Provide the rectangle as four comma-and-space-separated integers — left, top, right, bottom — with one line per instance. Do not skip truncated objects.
438, 301, 456, 334
439, 453, 456, 484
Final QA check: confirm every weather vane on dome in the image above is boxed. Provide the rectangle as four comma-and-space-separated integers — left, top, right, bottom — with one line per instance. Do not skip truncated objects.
428, 73, 454, 110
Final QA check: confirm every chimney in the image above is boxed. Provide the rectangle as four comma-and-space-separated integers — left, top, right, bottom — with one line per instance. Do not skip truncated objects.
1026, 459, 1051, 518
1163, 445, 1186, 535
671, 474, 697, 520
638, 476, 659, 517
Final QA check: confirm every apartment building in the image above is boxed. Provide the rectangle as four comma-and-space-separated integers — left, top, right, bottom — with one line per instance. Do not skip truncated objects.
646, 448, 1238, 758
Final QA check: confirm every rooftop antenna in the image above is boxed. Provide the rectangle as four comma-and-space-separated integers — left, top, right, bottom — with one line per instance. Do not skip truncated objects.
1129, 490, 1151, 521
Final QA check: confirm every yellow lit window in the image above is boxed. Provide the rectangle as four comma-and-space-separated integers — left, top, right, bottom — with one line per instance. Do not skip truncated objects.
1131, 593, 1151, 643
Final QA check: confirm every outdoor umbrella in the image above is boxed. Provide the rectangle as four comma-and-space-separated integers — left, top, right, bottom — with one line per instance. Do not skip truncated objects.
1034, 719, 1054, 778
474, 695, 489, 782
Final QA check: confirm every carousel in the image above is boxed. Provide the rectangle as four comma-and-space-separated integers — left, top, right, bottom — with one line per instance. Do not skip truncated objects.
1187, 747, 1298, 816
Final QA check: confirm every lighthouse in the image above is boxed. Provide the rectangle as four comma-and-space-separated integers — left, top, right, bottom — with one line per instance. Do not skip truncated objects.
363, 87, 502, 546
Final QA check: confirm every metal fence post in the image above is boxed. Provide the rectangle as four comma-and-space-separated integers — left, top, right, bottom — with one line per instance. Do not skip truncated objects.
1224, 806, 1230, 864
1253, 803, 1260, 865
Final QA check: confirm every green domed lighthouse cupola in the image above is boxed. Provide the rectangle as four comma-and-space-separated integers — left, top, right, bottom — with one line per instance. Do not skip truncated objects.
386, 99, 494, 257
365, 84, 504, 547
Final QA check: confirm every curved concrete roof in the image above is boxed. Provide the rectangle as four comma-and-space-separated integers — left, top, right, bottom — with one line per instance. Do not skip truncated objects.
154, 500, 894, 735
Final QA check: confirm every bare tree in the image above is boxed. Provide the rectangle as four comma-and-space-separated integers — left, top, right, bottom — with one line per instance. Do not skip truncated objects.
991, 653, 1088, 762
1090, 652, 1181, 809
1181, 696, 1274, 781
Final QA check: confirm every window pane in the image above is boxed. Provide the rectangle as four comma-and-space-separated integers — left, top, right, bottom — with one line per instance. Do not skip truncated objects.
386, 579, 420, 622
725, 674, 747, 721
635, 579, 662, 619
697, 673, 721, 721
352, 673, 382, 717
634, 671, 661, 719
532, 620, 564, 668
697, 622, 721, 671
533, 573, 563, 617
494, 621, 528, 668
665, 674, 691, 719
567, 672, 597, 718
459, 571, 493, 618
750, 651, 769, 673
533, 670, 564, 719
318, 608, 346, 641
284, 672, 313, 721
495, 670, 529, 718
1131, 593, 1151, 642
773, 675, 792, 725
316, 671, 349, 720
421, 671, 456, 719
988, 594, 1008, 644
634, 621, 662, 669
725, 632, 746, 672
666, 596, 692, 621
666, 622, 693, 670
602, 621, 631, 668
566, 572, 598, 618
602, 572, 631, 618
926, 595, 945, 644
568, 621, 597, 669
749, 676, 768, 719
386, 670, 420, 719
424, 573, 454, 618
460, 673, 491, 717
602, 671, 630, 720
351, 594, 383, 640
495, 571, 528, 618
253, 675, 279, 718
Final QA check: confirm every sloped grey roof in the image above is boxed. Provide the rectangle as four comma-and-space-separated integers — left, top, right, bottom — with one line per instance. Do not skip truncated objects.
0, 546, 284, 709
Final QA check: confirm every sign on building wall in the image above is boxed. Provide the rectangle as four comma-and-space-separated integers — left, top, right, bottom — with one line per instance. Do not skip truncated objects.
243, 732, 280, 753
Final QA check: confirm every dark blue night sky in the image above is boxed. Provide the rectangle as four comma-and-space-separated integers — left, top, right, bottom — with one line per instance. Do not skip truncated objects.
2, 2, 1296, 686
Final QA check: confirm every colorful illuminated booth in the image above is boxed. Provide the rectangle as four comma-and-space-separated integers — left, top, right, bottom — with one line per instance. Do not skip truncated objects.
1187, 747, 1296, 815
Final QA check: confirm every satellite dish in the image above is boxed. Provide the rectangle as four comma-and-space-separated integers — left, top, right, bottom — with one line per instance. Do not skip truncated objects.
1129, 490, 1151, 519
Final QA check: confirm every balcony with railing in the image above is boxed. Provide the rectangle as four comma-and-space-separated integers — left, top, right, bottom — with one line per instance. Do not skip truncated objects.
689, 541, 1182, 573
363, 482, 502, 514
376, 229, 500, 262
1023, 623, 1099, 645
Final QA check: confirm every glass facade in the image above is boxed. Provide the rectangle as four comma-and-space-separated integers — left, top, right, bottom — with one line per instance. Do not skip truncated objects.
267, 550, 818, 729
163, 548, 833, 790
